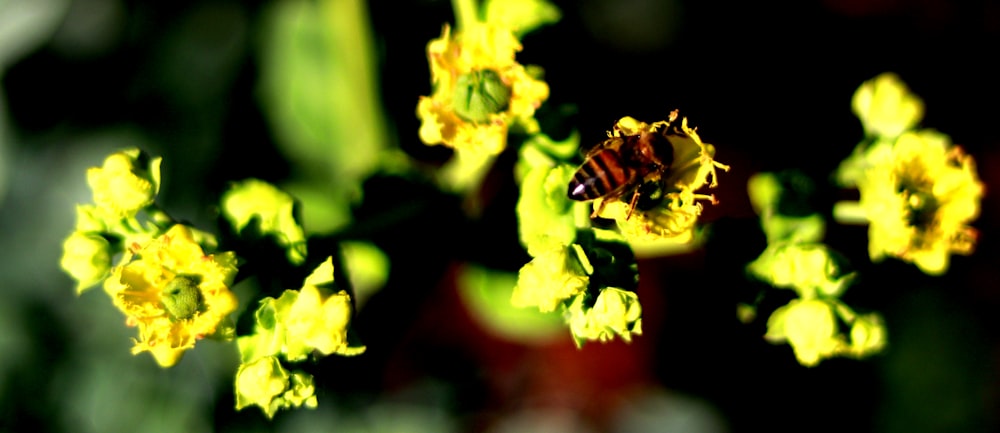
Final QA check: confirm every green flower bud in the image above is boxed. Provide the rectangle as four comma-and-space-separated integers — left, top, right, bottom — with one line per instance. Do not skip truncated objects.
161, 275, 203, 320
61, 231, 113, 294
452, 69, 511, 123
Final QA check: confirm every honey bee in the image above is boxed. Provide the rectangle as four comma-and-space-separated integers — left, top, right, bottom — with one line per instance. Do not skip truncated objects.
566, 119, 676, 219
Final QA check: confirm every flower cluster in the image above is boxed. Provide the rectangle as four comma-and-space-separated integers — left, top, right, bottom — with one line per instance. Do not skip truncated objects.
836, 73, 983, 275
235, 257, 365, 418
747, 242, 885, 366
506, 106, 730, 345
741, 72, 982, 366
857, 131, 982, 275
63, 148, 366, 417
61, 148, 161, 293
593, 114, 729, 243
61, 5, 970, 430
106, 225, 239, 367
744, 171, 886, 367
61, 148, 239, 367
511, 233, 642, 347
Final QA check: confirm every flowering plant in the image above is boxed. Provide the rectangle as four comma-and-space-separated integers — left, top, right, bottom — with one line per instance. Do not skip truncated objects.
24, 0, 988, 431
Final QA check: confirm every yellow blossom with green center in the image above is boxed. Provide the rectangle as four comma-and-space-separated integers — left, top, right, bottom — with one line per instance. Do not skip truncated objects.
234, 355, 317, 419
595, 114, 729, 242
858, 130, 983, 275
221, 178, 307, 265
566, 287, 642, 347
104, 224, 238, 367
417, 22, 549, 155
511, 244, 590, 312
86, 148, 161, 218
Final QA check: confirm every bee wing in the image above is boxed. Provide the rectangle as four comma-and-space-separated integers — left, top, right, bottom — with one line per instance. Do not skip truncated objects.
582, 137, 623, 159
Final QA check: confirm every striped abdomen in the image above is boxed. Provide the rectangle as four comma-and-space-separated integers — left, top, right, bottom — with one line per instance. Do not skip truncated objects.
567, 148, 636, 201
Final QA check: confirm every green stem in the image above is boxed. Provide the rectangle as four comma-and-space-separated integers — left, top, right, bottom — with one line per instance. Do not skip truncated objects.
832, 200, 868, 225
145, 204, 176, 228
452, 0, 479, 30
830, 298, 857, 324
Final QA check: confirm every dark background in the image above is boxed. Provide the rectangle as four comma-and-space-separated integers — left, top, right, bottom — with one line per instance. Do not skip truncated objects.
1, 0, 998, 432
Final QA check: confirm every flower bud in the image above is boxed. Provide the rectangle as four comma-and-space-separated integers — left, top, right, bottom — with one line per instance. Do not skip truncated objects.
161, 275, 203, 320
852, 72, 924, 139
60, 231, 112, 294
86, 148, 161, 218
849, 313, 887, 357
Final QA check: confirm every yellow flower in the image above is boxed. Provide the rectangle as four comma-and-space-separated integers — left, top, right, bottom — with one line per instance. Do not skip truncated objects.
281, 287, 358, 359
566, 287, 642, 346
276, 257, 366, 360
747, 242, 855, 299
515, 163, 579, 256
765, 299, 845, 367
86, 148, 161, 218
417, 22, 549, 155
837, 73, 925, 187
511, 244, 589, 313
858, 130, 983, 275
221, 178, 307, 265
595, 114, 729, 242
104, 224, 239, 367
852, 72, 924, 139
764, 298, 887, 366
234, 355, 317, 419
848, 312, 887, 358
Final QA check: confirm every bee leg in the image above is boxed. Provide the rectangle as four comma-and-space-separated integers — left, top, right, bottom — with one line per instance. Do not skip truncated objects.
590, 200, 605, 219
625, 189, 641, 220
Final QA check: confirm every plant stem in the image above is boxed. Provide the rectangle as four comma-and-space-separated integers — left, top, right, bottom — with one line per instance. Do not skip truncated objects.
452, 0, 478, 30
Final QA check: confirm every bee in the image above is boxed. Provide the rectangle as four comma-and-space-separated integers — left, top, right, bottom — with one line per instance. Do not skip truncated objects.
566, 119, 676, 220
